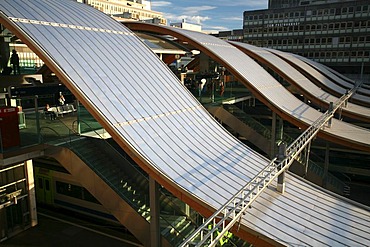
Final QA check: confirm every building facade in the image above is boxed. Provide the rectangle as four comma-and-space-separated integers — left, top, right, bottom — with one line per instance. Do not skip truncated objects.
244, 0, 370, 79
77, 0, 167, 25
268, 0, 354, 9
215, 29, 244, 42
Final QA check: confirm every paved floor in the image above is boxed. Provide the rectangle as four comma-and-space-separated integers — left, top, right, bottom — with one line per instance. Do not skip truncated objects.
1, 212, 143, 247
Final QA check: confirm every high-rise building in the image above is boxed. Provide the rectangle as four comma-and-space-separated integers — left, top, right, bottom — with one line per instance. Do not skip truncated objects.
268, 0, 355, 9
244, 0, 370, 80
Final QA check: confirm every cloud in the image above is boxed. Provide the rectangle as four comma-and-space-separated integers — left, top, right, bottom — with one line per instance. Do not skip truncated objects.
209, 0, 268, 9
164, 13, 210, 25
183, 6, 217, 15
203, 25, 230, 32
151, 1, 172, 7
222, 16, 243, 21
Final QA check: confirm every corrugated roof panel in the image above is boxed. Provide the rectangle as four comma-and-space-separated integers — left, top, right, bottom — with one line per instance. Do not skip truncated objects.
296, 54, 370, 97
269, 49, 370, 105
232, 42, 370, 121
1, 1, 369, 246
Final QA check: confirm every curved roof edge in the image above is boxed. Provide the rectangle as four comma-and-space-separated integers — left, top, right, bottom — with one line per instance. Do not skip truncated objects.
230, 41, 370, 123
125, 22, 370, 153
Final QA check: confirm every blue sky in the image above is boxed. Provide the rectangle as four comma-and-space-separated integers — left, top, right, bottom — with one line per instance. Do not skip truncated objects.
151, 0, 268, 32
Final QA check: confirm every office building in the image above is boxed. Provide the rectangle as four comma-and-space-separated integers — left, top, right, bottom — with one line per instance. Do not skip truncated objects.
214, 29, 244, 42
244, 0, 370, 80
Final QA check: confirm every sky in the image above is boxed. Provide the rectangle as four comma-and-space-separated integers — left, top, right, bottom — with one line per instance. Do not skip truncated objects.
151, 0, 269, 32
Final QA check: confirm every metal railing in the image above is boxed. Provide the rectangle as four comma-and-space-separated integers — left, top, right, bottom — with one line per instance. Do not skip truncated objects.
180, 85, 359, 246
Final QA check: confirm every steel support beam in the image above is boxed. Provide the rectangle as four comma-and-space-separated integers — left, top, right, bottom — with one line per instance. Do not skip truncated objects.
149, 176, 160, 247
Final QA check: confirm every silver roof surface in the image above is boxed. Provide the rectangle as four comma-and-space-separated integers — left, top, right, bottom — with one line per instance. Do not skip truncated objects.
269, 49, 370, 105
1, 1, 369, 246
152, 25, 370, 150
230, 42, 370, 121
296, 54, 370, 97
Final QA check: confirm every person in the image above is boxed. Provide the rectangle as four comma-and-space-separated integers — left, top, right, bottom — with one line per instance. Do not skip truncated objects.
45, 104, 56, 120
58, 92, 65, 105
219, 80, 225, 97
10, 49, 20, 75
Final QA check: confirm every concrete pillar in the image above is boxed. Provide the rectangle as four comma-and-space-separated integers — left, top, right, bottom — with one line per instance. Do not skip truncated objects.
270, 111, 277, 159
323, 142, 330, 188
149, 176, 160, 247
0, 36, 10, 70
25, 160, 38, 227
277, 142, 287, 194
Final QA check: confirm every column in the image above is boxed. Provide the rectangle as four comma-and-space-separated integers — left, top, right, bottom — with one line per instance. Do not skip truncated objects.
323, 142, 330, 188
328, 102, 333, 128
270, 111, 277, 159
277, 142, 287, 194
149, 176, 160, 247
25, 160, 38, 227
0, 36, 10, 71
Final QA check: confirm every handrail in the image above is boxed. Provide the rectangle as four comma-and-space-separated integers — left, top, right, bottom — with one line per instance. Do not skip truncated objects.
223, 104, 348, 191
180, 85, 358, 246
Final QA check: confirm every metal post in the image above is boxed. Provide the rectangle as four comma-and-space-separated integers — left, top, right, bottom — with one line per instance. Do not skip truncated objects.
35, 95, 41, 143
278, 117, 284, 142
76, 100, 81, 135
328, 102, 333, 128
304, 141, 311, 177
277, 142, 287, 194
323, 142, 330, 188
149, 176, 160, 247
211, 80, 215, 103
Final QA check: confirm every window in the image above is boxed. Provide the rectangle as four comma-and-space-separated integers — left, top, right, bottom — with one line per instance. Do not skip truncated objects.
45, 180, 50, 191
38, 178, 43, 189
56, 181, 82, 199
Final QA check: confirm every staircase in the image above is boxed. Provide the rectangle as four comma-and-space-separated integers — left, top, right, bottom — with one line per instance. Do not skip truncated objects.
63, 137, 197, 246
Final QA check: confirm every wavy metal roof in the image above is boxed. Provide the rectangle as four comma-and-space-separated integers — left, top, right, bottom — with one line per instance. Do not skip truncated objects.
269, 49, 370, 106
230, 42, 370, 122
295, 54, 370, 97
1, 1, 369, 246
126, 22, 370, 152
